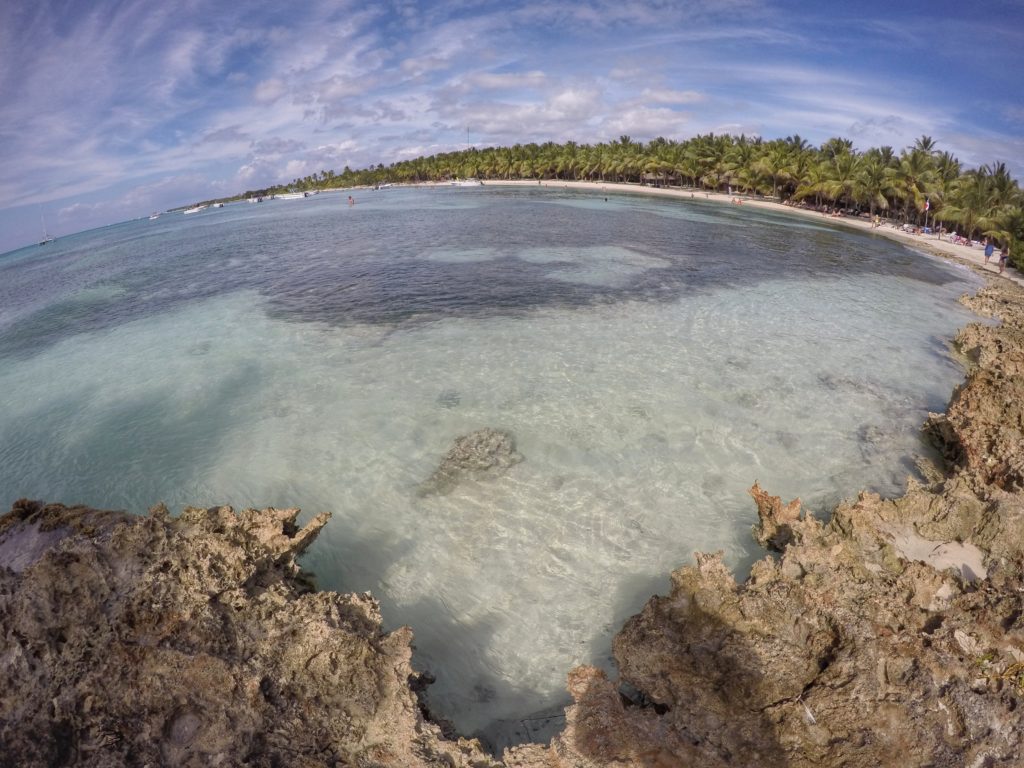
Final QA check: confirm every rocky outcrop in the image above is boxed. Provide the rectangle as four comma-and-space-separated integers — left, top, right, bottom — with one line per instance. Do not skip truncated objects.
419, 428, 524, 495
926, 290, 1024, 492
0, 499, 498, 767
3, 278, 1024, 767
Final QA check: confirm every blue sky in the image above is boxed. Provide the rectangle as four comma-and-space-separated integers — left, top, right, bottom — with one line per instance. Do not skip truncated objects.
1, 0, 1022, 253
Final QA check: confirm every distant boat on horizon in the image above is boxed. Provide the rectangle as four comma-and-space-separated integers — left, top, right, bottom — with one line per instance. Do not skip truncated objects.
149, 212, 161, 220
38, 210, 55, 245
183, 205, 208, 215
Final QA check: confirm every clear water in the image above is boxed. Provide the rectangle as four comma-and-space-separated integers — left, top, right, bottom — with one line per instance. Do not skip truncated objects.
0, 187, 981, 746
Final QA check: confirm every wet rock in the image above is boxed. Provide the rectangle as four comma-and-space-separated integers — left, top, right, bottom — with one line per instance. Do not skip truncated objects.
419, 427, 524, 496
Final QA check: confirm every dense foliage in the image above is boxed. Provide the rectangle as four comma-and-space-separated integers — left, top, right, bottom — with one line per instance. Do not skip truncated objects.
250, 134, 1023, 267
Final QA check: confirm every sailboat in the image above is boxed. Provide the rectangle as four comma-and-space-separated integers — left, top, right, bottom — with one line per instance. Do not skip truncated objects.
38, 211, 55, 245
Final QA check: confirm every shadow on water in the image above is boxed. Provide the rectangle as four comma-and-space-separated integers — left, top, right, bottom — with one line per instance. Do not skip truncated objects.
300, 508, 773, 756
301, 525, 566, 751
0, 189, 977, 363
0, 363, 264, 512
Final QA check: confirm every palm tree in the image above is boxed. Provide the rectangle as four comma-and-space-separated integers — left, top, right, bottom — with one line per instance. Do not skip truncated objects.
913, 135, 937, 154
821, 137, 854, 161
854, 158, 893, 219
892, 148, 937, 223
826, 152, 860, 211
794, 161, 831, 209
784, 134, 811, 154
981, 204, 1024, 266
754, 142, 793, 200
935, 171, 996, 239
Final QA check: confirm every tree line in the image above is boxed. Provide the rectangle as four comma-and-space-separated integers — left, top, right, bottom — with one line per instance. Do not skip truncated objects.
249, 134, 1022, 267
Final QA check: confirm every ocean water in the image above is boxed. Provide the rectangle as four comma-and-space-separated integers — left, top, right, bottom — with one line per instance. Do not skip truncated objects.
0, 187, 982, 747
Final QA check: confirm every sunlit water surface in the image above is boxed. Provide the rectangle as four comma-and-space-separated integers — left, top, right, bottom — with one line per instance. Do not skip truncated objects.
0, 188, 982, 747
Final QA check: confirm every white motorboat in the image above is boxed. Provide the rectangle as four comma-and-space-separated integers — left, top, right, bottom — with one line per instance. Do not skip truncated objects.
183, 205, 208, 215
275, 192, 306, 200
149, 212, 160, 220
450, 179, 482, 187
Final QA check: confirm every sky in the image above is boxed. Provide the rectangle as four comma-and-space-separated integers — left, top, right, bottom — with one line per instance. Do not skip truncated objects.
1, 0, 1022, 253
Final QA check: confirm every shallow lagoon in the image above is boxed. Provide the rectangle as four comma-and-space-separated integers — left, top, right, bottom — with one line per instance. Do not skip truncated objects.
0, 187, 982, 744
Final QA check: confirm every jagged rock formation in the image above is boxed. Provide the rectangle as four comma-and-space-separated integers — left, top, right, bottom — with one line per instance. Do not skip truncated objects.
419, 427, 524, 496
0, 500, 498, 767
2, 279, 1023, 767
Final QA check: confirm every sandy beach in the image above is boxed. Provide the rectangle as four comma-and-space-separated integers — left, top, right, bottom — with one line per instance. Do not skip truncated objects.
478, 179, 1024, 288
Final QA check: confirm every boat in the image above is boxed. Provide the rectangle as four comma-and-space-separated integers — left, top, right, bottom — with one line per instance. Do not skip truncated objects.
183, 205, 208, 215
275, 192, 305, 200
38, 211, 54, 245
450, 179, 482, 187
149, 212, 160, 220
211, 203, 224, 208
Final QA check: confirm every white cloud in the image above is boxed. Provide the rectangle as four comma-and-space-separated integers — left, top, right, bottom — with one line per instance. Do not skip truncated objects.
641, 88, 705, 105
603, 107, 692, 138
199, 125, 251, 145
254, 78, 288, 103
465, 71, 547, 89
400, 55, 451, 77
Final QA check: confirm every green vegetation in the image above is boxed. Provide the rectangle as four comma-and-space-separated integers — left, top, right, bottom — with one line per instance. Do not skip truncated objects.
255, 134, 1024, 268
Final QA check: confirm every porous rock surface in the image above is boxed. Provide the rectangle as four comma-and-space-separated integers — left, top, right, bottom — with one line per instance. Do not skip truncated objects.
0, 501, 498, 767
2, 280, 1024, 767
419, 427, 524, 496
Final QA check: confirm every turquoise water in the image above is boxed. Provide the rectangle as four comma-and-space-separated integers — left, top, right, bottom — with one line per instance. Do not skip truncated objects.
0, 187, 982, 746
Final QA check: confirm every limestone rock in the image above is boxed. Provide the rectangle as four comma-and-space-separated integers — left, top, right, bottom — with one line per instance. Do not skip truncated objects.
0, 500, 498, 768
419, 428, 524, 495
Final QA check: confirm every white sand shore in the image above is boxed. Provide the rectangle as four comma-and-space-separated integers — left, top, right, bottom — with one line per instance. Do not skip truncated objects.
477, 179, 1023, 288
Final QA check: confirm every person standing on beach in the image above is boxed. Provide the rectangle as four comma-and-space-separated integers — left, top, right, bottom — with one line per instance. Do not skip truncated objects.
984, 238, 995, 263
999, 246, 1009, 274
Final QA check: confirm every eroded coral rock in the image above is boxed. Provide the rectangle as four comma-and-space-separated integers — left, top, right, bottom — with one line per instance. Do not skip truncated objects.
419, 427, 524, 496
0, 500, 498, 768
